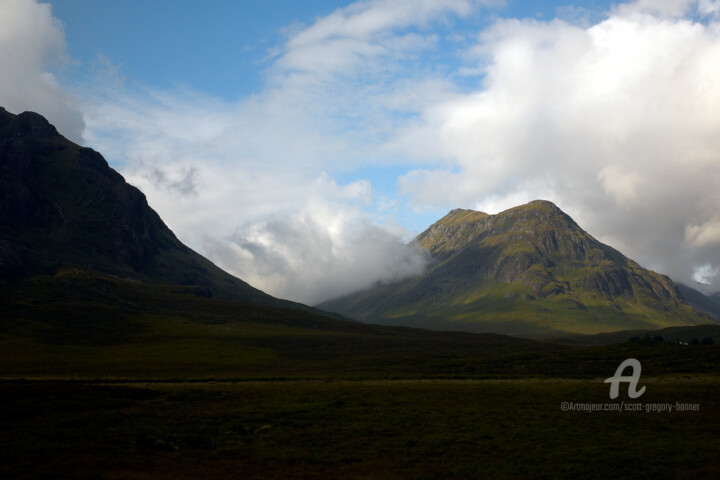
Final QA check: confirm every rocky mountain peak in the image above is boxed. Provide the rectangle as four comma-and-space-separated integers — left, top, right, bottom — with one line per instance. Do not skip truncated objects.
0, 107, 60, 140
417, 200, 582, 257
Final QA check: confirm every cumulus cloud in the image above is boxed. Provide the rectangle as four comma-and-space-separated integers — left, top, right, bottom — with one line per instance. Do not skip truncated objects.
0, 0, 84, 141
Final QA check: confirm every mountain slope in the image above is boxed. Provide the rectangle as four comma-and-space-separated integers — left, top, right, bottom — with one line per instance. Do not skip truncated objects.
0, 107, 304, 310
676, 283, 720, 320
319, 201, 708, 336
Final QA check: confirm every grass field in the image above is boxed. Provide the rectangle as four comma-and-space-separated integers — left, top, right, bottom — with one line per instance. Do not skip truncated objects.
2, 377, 718, 479
2, 274, 719, 479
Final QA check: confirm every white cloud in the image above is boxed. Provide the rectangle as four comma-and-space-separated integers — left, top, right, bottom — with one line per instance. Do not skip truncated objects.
692, 263, 719, 284
613, 0, 720, 18
203, 204, 429, 304
0, 0, 84, 141
686, 217, 720, 247
698, 0, 720, 15
612, 0, 695, 17
275, 0, 483, 77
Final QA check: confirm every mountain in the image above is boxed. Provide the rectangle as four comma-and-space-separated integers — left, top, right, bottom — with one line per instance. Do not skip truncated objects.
0, 107, 311, 311
709, 292, 720, 305
319, 201, 709, 337
676, 283, 720, 320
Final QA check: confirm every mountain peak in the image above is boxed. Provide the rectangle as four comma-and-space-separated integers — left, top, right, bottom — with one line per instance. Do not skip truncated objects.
527, 199, 559, 208
0, 107, 59, 139
500, 199, 568, 218
418, 200, 580, 256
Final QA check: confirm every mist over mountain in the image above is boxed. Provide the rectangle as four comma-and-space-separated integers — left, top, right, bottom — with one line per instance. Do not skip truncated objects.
319, 200, 710, 337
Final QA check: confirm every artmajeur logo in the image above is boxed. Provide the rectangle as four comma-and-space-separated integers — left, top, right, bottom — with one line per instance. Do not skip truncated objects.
604, 358, 646, 399
560, 358, 701, 412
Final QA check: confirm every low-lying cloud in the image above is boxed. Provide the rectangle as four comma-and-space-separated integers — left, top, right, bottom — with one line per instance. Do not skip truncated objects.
203, 211, 429, 305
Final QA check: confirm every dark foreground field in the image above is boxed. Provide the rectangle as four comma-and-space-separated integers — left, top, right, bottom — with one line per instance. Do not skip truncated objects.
2, 377, 718, 480
3, 275, 720, 478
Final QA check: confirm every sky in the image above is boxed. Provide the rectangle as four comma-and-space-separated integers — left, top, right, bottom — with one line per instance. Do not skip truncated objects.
1, 0, 719, 303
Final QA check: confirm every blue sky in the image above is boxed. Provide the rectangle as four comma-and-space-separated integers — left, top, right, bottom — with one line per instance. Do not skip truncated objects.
48, 0, 605, 98
48, 1, 345, 99
2, 0, 720, 302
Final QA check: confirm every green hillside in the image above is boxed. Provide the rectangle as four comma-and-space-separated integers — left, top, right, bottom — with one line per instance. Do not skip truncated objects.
0, 268, 564, 380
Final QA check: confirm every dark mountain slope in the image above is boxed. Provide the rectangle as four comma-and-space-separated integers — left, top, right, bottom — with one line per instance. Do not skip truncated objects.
676, 283, 720, 320
320, 201, 708, 337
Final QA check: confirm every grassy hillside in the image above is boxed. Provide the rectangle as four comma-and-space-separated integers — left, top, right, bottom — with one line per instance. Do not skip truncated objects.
0, 269, 562, 380
2, 269, 719, 381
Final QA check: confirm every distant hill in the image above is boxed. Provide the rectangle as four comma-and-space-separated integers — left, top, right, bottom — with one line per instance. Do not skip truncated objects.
319, 201, 710, 337
676, 283, 720, 320
0, 107, 318, 313
550, 324, 720, 346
